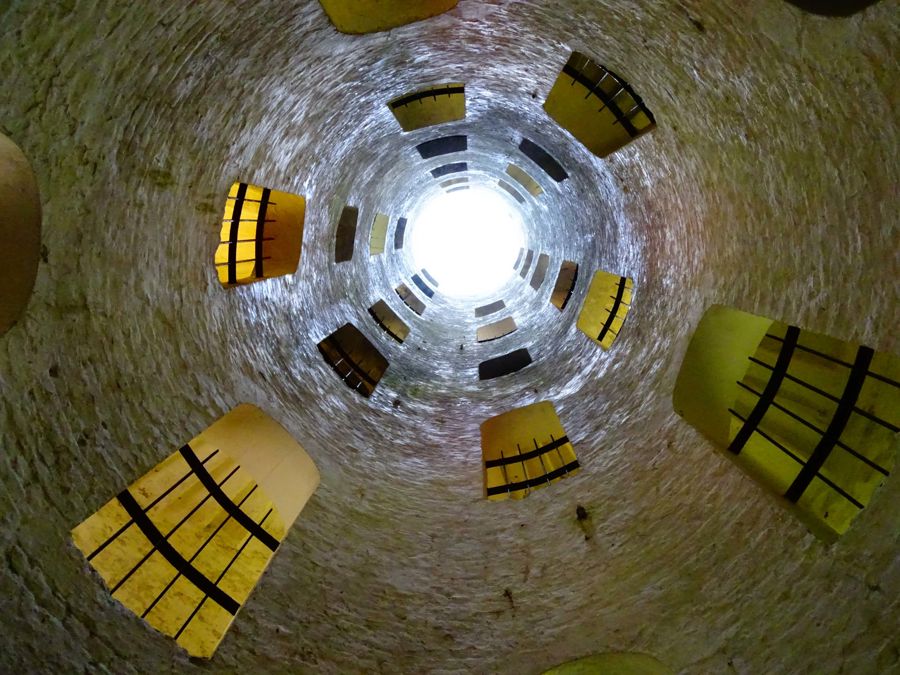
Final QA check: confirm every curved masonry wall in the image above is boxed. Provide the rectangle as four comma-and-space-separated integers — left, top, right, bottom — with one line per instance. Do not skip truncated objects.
0, 1, 896, 673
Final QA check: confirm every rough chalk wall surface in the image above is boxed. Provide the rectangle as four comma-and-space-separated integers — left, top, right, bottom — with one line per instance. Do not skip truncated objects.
0, 1, 897, 673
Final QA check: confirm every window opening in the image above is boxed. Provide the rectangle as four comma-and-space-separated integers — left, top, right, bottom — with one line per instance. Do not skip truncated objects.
519, 138, 568, 182
369, 212, 389, 256
475, 299, 506, 318
513, 248, 525, 270
476, 316, 517, 343
550, 261, 579, 310
368, 300, 410, 343
481, 401, 580, 500
673, 305, 899, 540
216, 182, 304, 287
441, 176, 468, 188
0, 132, 41, 336
447, 185, 468, 193
519, 249, 535, 278
395, 283, 426, 315
577, 270, 633, 350
318, 323, 389, 397
417, 135, 467, 159
420, 268, 439, 287
530, 253, 550, 290
334, 205, 358, 263
393, 217, 408, 250
71, 404, 319, 659
498, 179, 526, 204
431, 162, 467, 179
506, 164, 543, 197
411, 273, 435, 298
543, 653, 671, 675
318, 0, 458, 34
478, 348, 533, 380
544, 51, 656, 159
783, 0, 880, 16
388, 83, 466, 132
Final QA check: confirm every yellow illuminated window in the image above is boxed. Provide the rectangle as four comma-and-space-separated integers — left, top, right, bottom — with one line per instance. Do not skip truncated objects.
369, 213, 389, 255
396, 283, 426, 316
544, 51, 656, 159
215, 182, 305, 287
71, 404, 319, 659
543, 653, 671, 675
476, 316, 517, 343
388, 83, 466, 132
318, 0, 458, 34
550, 261, 578, 310
506, 164, 543, 196
673, 305, 899, 540
576, 270, 634, 349
481, 401, 580, 501
368, 300, 410, 343
334, 205, 358, 263
318, 323, 389, 398
530, 253, 550, 290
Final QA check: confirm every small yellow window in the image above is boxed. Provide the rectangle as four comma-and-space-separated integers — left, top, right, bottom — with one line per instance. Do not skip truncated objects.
476, 316, 517, 343
71, 404, 319, 659
481, 401, 580, 501
396, 283, 426, 315
550, 261, 578, 310
215, 182, 304, 287
576, 270, 633, 350
318, 0, 457, 34
673, 305, 899, 540
544, 51, 656, 159
369, 213, 389, 255
368, 300, 410, 343
388, 83, 466, 132
505, 164, 543, 197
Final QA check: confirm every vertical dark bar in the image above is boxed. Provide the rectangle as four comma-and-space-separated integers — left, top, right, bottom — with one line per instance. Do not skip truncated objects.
254, 188, 271, 279
228, 183, 248, 285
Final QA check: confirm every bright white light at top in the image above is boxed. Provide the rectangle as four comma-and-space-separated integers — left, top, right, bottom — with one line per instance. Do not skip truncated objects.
408, 186, 526, 299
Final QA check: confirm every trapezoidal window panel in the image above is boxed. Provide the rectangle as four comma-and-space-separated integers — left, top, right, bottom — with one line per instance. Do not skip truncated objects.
71, 404, 320, 659
395, 283, 426, 316
393, 217, 408, 251
518, 249, 535, 278
441, 176, 468, 189
215, 182, 304, 287
334, 205, 358, 263
448, 186, 468, 193
530, 253, 550, 290
318, 323, 388, 398
519, 138, 568, 182
416, 135, 467, 159
369, 212, 389, 256
475, 299, 506, 318
478, 348, 533, 380
0, 132, 41, 336
576, 270, 634, 350
431, 162, 467, 179
513, 248, 525, 270
388, 83, 466, 132
544, 51, 656, 159
476, 316, 517, 343
499, 179, 526, 204
481, 401, 580, 501
317, 0, 458, 34
543, 653, 671, 675
550, 261, 579, 310
420, 268, 439, 287
411, 274, 435, 298
368, 300, 410, 344
505, 164, 543, 197
673, 305, 900, 541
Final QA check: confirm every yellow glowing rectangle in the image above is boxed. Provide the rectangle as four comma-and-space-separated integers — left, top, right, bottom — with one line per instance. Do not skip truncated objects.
505, 164, 543, 196
318, 0, 458, 34
388, 83, 466, 132
576, 270, 633, 349
369, 213, 389, 256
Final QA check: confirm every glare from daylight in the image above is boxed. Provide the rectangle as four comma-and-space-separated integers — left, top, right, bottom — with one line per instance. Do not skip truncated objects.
408, 186, 527, 299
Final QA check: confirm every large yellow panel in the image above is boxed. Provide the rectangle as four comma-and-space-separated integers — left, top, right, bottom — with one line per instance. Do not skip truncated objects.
216, 182, 305, 287
369, 213, 389, 255
481, 401, 580, 501
544, 52, 655, 159
543, 652, 672, 675
576, 270, 634, 350
318, 0, 457, 34
673, 305, 899, 540
388, 83, 466, 132
71, 405, 320, 658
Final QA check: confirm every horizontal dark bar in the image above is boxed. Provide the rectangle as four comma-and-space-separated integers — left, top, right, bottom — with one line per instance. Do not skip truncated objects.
394, 217, 407, 250
180, 445, 279, 551
479, 348, 533, 380
215, 257, 270, 267
519, 138, 568, 182
116, 489, 240, 615
475, 299, 506, 318
431, 162, 468, 179
390, 85, 465, 110
416, 135, 467, 159
411, 274, 434, 298
486, 460, 580, 495
485, 436, 571, 468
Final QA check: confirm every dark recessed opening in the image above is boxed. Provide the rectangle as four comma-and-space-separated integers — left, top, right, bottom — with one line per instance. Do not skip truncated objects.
396, 283, 426, 315
519, 138, 568, 182
334, 205, 358, 263
479, 348, 533, 380
530, 253, 550, 290
417, 135, 468, 159
431, 162, 468, 179
368, 300, 410, 343
475, 299, 506, 318
519, 249, 535, 278
318, 323, 388, 397
411, 273, 435, 298
394, 217, 408, 250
